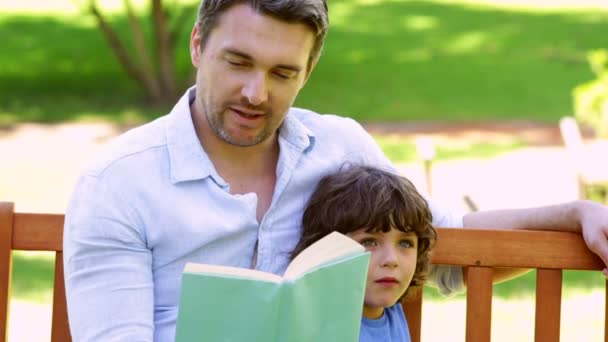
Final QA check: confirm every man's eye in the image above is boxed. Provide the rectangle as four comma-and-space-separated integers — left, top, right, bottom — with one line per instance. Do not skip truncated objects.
360, 239, 377, 247
274, 72, 290, 79
226, 59, 246, 67
273, 71, 296, 80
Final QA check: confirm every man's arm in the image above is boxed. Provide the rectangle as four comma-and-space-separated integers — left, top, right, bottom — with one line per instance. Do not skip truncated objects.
463, 199, 608, 277
63, 174, 154, 340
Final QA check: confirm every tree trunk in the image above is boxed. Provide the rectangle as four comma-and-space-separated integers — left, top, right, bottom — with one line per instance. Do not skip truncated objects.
152, 0, 178, 100
83, 0, 184, 105
124, 0, 162, 99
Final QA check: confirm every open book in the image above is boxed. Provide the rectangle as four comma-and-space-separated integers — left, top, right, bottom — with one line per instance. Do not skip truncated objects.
175, 232, 370, 342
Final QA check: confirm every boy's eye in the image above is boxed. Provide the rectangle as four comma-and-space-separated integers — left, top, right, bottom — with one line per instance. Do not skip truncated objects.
359, 239, 377, 248
399, 239, 414, 248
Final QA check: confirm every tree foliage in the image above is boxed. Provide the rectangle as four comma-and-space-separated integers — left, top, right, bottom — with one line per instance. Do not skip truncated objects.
573, 49, 608, 138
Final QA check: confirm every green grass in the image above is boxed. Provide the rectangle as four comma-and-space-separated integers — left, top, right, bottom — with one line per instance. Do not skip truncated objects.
374, 134, 527, 163
423, 269, 606, 300
11, 251, 55, 303
1, 1, 608, 125
300, 0, 608, 123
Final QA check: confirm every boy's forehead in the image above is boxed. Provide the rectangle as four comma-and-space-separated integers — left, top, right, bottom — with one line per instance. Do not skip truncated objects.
360, 226, 417, 236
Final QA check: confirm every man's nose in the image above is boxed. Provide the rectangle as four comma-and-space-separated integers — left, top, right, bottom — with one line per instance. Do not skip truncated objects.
242, 72, 268, 106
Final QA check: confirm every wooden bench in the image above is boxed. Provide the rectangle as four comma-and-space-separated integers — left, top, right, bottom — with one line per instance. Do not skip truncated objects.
1, 201, 606, 341
403, 227, 607, 342
0, 202, 69, 342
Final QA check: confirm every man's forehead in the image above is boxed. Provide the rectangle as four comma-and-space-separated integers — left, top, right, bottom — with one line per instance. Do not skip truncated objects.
210, 4, 315, 62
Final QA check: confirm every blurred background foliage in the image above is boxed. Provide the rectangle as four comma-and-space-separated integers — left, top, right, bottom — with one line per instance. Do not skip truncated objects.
1, 0, 608, 126
573, 49, 608, 138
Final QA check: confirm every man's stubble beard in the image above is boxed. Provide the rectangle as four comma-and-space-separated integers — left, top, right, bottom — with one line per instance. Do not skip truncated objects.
202, 97, 275, 147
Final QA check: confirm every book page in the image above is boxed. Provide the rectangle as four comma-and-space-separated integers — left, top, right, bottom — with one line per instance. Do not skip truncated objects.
184, 263, 282, 283
284, 231, 365, 280
278, 253, 369, 341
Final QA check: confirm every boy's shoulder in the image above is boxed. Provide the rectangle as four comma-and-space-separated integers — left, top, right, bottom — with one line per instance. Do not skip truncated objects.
359, 304, 410, 342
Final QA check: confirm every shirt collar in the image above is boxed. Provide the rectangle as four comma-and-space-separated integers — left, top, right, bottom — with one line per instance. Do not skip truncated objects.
278, 109, 316, 154
166, 86, 217, 184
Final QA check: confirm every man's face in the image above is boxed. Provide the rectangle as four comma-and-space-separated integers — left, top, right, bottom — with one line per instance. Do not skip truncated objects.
190, 4, 316, 147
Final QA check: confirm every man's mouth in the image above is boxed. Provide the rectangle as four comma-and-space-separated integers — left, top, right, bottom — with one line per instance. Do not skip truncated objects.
230, 106, 265, 119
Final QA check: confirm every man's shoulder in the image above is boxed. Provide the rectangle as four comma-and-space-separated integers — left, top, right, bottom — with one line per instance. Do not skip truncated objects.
84, 116, 169, 177
288, 107, 367, 136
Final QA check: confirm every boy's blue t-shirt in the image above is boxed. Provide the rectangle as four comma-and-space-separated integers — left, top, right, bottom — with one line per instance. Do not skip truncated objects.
359, 304, 411, 342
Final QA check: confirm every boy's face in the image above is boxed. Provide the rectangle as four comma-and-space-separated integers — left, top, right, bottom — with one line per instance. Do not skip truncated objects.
348, 227, 418, 319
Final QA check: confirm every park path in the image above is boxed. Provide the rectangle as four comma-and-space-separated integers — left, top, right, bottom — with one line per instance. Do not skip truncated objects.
0, 120, 586, 214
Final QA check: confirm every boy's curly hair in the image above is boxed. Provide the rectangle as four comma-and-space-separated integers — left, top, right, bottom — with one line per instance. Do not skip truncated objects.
291, 164, 436, 301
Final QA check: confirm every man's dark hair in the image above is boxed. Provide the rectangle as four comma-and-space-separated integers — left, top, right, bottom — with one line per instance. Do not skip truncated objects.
291, 164, 436, 301
196, 0, 329, 71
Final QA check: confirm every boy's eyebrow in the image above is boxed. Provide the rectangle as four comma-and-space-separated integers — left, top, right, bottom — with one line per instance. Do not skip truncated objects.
224, 48, 302, 73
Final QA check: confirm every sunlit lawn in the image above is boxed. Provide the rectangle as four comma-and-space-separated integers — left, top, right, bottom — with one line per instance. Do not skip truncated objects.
374, 134, 528, 163
1, 0, 608, 125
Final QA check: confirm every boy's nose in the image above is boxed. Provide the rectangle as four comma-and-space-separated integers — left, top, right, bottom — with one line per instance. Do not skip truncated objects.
380, 247, 399, 268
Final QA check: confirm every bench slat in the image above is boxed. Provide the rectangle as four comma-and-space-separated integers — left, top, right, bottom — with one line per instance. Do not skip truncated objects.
466, 267, 493, 342
433, 228, 603, 270
403, 288, 423, 342
534, 269, 562, 342
12, 213, 64, 251
51, 252, 70, 341
0, 203, 14, 342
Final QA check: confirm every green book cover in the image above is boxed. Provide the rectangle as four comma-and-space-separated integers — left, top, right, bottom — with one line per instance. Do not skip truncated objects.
175, 232, 370, 342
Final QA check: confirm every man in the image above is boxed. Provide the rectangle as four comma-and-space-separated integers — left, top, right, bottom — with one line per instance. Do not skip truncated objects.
63, 0, 608, 340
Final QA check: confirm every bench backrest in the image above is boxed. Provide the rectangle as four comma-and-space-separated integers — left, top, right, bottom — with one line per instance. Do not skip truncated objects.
0, 202, 69, 342
1, 201, 606, 342
403, 227, 607, 342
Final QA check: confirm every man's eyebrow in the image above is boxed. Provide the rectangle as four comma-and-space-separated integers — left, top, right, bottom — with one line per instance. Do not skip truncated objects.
224, 48, 253, 60
224, 48, 302, 73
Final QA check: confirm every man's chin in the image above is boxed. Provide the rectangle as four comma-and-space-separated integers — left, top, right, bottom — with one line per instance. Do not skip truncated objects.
219, 132, 268, 147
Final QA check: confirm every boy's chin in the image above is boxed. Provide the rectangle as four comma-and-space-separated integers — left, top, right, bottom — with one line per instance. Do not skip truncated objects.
364, 298, 400, 310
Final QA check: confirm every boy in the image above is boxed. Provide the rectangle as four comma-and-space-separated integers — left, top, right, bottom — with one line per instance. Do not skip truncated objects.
292, 165, 436, 341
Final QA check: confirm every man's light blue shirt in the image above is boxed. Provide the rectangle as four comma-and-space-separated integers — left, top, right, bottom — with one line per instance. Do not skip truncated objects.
64, 88, 463, 341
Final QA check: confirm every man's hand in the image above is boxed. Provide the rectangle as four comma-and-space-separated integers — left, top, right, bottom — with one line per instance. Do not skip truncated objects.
577, 200, 608, 276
